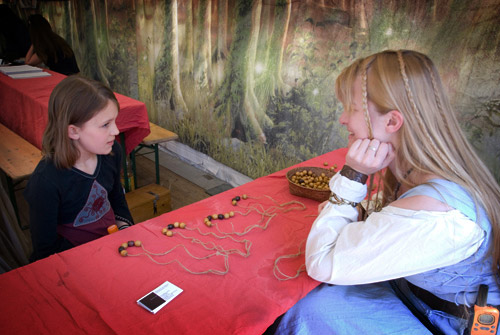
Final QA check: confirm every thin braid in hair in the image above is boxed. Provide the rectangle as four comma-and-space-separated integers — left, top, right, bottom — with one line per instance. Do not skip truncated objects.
361, 67, 373, 139
396, 51, 429, 140
396, 50, 459, 175
361, 60, 381, 218
422, 58, 455, 138
423, 60, 443, 113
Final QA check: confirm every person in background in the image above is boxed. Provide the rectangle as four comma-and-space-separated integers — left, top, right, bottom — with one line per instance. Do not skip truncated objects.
25, 14, 79, 75
273, 50, 500, 335
0, 4, 31, 63
25, 76, 133, 262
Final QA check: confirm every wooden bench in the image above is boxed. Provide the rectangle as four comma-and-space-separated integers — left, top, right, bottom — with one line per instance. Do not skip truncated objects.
0, 123, 43, 229
128, 122, 178, 190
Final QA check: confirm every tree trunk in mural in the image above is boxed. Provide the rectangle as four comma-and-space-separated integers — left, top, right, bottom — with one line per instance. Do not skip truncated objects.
277, 0, 292, 91
91, 0, 111, 84
193, 0, 213, 90
204, 0, 213, 89
171, 0, 188, 117
215, 0, 228, 87
357, 0, 368, 37
244, 0, 273, 143
68, 0, 111, 84
135, 0, 158, 120
183, 0, 195, 78
214, 0, 251, 141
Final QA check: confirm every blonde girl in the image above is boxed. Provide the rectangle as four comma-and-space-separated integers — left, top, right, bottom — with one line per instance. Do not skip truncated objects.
273, 50, 500, 335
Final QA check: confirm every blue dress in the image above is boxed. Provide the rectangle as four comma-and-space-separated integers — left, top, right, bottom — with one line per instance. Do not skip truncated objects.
274, 179, 497, 335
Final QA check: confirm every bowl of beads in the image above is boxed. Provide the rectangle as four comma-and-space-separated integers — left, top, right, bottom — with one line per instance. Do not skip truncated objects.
286, 167, 336, 202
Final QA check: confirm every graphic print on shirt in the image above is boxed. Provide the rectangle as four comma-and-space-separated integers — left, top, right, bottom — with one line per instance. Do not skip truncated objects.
74, 180, 110, 226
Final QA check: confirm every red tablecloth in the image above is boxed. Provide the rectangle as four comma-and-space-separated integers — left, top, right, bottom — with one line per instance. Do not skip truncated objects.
0, 70, 150, 154
0, 148, 348, 335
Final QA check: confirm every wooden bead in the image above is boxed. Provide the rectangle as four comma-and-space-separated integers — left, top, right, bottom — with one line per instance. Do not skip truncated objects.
134, 240, 142, 247
174, 222, 180, 228
128, 241, 135, 247
107, 224, 118, 234
120, 249, 128, 257
168, 224, 174, 230
166, 230, 173, 237
224, 213, 230, 219
232, 200, 237, 206
218, 214, 224, 220
235, 196, 241, 201
121, 242, 128, 249
212, 214, 218, 220
205, 221, 212, 227
242, 194, 248, 199
162, 228, 168, 235
229, 211, 235, 217
179, 222, 186, 229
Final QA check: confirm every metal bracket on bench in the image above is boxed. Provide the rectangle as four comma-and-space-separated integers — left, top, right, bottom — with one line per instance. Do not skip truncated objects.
146, 191, 160, 214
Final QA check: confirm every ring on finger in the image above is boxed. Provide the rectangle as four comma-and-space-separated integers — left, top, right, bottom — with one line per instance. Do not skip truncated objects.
368, 146, 377, 152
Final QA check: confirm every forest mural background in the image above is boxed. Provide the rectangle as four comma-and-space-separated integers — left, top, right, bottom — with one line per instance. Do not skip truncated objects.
9, 0, 500, 181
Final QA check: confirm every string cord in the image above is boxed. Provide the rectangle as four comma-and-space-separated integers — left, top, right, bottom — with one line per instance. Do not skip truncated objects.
124, 195, 311, 279
273, 240, 307, 281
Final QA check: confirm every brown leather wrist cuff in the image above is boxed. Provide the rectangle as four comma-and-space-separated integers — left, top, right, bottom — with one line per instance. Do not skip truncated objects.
340, 165, 368, 185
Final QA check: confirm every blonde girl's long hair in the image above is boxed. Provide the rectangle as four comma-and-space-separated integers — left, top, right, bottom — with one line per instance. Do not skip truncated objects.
335, 49, 500, 278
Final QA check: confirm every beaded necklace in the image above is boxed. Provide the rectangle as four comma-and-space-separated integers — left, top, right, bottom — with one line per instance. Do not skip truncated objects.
117, 194, 310, 279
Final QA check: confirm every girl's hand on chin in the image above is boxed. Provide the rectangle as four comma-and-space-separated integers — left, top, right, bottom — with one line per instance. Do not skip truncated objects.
345, 138, 395, 175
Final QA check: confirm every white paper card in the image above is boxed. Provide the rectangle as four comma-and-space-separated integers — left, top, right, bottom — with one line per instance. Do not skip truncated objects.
137, 281, 183, 314
0, 65, 43, 74
8, 71, 51, 79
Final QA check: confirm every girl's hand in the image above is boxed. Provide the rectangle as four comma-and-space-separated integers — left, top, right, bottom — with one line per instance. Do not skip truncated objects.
345, 139, 395, 175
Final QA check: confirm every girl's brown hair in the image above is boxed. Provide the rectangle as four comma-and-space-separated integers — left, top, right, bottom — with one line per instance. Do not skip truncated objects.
336, 50, 500, 278
42, 75, 119, 169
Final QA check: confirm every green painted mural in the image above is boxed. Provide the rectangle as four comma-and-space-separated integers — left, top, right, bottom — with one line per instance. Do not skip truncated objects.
9, 0, 500, 180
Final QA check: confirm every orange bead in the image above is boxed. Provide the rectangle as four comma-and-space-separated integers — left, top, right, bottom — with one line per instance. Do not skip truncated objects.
179, 222, 186, 229
107, 224, 118, 234
120, 249, 128, 257
134, 240, 142, 247
166, 230, 173, 237
205, 221, 212, 227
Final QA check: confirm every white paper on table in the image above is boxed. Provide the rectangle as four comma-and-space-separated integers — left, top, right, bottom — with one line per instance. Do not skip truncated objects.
0, 65, 43, 75
8, 71, 51, 79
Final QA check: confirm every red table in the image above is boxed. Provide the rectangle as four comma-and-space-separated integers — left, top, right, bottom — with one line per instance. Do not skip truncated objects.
0, 69, 150, 154
0, 148, 348, 335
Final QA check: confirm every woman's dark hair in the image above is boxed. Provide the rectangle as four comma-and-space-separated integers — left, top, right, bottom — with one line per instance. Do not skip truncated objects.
28, 14, 74, 65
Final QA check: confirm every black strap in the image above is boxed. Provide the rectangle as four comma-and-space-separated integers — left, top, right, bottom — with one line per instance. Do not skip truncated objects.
389, 280, 445, 335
